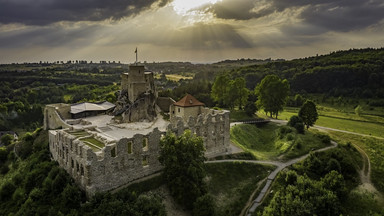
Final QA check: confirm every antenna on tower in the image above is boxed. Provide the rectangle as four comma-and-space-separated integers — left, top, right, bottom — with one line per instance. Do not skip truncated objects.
134, 47, 138, 65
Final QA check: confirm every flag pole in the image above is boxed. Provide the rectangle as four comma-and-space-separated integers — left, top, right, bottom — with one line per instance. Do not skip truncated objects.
135, 47, 138, 65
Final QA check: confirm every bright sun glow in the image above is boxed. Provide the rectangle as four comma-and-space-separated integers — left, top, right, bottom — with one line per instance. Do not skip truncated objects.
172, 0, 221, 15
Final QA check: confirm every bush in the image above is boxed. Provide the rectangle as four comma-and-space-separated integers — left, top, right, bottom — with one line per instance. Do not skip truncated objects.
316, 134, 331, 144
287, 115, 304, 134
192, 194, 216, 216
244, 101, 257, 117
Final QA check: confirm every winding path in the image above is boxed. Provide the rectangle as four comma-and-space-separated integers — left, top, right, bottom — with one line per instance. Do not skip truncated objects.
223, 119, 383, 215
207, 140, 338, 216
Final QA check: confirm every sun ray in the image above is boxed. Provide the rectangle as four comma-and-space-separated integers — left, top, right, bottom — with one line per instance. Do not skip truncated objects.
172, 0, 221, 16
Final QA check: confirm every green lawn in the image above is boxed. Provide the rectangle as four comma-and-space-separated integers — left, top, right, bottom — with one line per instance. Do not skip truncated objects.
80, 137, 105, 150
230, 123, 329, 161
277, 108, 384, 138
67, 130, 89, 138
229, 110, 261, 122
206, 162, 274, 216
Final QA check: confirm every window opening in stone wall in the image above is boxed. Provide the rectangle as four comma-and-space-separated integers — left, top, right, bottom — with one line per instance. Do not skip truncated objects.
111, 147, 116, 157
80, 165, 84, 176
178, 108, 180, 112
71, 159, 74, 168
142, 155, 148, 167
76, 162, 79, 173
127, 142, 133, 154
142, 138, 148, 151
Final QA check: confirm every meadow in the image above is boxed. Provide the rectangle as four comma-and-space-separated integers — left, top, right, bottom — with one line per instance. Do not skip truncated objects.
277, 102, 384, 138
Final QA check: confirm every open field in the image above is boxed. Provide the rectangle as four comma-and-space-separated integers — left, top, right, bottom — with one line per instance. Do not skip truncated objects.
276, 106, 384, 138
154, 73, 193, 81
206, 162, 274, 216
230, 123, 330, 161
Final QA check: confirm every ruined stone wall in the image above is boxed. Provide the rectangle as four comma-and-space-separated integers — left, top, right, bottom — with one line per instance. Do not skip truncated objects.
168, 108, 230, 158
44, 104, 72, 130
49, 127, 164, 196
121, 73, 129, 92
156, 97, 175, 112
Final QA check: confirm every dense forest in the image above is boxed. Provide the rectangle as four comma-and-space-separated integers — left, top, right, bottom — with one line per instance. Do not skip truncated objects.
231, 48, 384, 98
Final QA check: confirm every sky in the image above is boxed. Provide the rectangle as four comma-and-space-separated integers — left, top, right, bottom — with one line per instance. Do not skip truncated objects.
0, 0, 383, 64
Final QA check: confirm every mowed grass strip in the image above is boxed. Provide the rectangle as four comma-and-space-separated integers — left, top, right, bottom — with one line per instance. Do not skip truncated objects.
206, 162, 274, 216
278, 109, 384, 138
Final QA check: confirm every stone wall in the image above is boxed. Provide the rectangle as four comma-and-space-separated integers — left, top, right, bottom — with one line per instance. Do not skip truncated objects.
49, 127, 164, 197
170, 105, 202, 123
44, 104, 72, 130
156, 97, 175, 112
168, 108, 230, 157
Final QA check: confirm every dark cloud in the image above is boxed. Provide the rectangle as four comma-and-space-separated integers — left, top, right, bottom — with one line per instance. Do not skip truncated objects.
170, 23, 251, 49
0, 0, 172, 25
208, 0, 384, 32
0, 24, 101, 48
208, 0, 274, 20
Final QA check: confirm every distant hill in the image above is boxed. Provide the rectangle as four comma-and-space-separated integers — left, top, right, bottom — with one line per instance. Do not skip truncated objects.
231, 48, 384, 98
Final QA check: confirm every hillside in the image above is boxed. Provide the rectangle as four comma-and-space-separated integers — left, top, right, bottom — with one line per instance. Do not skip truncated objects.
231, 48, 384, 98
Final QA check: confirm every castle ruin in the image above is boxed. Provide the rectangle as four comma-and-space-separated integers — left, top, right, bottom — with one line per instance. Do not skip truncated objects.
45, 64, 230, 196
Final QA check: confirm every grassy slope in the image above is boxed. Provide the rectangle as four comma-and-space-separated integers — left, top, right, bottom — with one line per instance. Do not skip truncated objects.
230, 123, 328, 161
328, 131, 384, 195
206, 162, 274, 216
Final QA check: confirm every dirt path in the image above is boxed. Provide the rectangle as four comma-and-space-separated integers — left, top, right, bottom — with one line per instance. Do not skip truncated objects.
267, 118, 384, 203
353, 143, 384, 203
207, 141, 338, 216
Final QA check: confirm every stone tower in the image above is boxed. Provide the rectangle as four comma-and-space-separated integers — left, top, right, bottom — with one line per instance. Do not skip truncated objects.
114, 65, 157, 122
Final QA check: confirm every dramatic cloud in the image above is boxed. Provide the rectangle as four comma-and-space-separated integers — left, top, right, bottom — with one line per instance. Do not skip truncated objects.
207, 0, 384, 32
0, 0, 172, 25
0, 0, 383, 63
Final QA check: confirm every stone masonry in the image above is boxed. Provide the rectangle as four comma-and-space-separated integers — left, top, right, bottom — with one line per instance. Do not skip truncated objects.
45, 65, 231, 196
49, 126, 164, 196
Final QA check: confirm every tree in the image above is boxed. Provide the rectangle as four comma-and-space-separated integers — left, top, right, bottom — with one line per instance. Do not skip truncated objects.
299, 100, 318, 129
244, 101, 257, 117
192, 194, 216, 216
212, 75, 248, 109
255, 75, 290, 118
1, 134, 14, 146
355, 105, 363, 116
287, 115, 304, 134
228, 77, 249, 109
211, 73, 230, 106
159, 130, 207, 209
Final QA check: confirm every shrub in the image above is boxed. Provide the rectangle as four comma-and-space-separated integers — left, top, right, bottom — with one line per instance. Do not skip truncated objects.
286, 133, 294, 141
316, 134, 331, 144
287, 115, 305, 134
192, 194, 216, 216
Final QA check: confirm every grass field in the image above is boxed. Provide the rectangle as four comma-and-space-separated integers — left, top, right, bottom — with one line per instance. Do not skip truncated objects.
154, 73, 193, 81
206, 162, 274, 216
229, 110, 262, 122
276, 106, 384, 138
230, 123, 330, 161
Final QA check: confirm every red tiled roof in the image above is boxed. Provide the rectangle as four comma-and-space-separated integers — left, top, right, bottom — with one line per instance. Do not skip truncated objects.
174, 94, 205, 107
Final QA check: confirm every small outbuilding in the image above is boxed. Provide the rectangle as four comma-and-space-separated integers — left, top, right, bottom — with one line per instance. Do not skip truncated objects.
170, 94, 205, 122
71, 101, 115, 119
